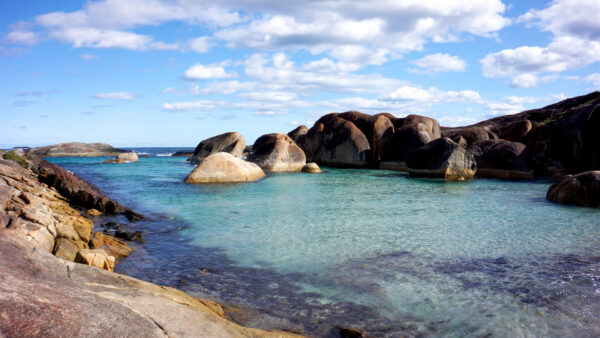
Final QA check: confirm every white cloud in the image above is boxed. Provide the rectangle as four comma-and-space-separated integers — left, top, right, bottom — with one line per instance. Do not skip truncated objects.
237, 91, 297, 102
4, 30, 39, 45
411, 53, 466, 73
81, 54, 98, 60
437, 116, 477, 127
481, 0, 600, 86
186, 37, 211, 53
505, 95, 539, 105
93, 92, 137, 100
184, 64, 232, 80
381, 86, 480, 103
583, 73, 600, 88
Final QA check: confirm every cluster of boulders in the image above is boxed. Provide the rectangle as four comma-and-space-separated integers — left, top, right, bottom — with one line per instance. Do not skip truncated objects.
0, 152, 140, 271
183, 92, 599, 207
103, 151, 139, 164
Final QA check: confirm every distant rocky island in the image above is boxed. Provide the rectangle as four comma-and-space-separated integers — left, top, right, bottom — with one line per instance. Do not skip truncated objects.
29, 142, 129, 157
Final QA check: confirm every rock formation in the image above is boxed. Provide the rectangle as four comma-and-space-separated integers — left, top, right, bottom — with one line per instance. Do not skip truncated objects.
103, 151, 139, 163
302, 162, 322, 173
287, 125, 308, 144
406, 138, 477, 181
185, 152, 265, 183
190, 132, 246, 165
546, 171, 600, 208
469, 139, 533, 180
248, 133, 306, 172
29, 142, 128, 157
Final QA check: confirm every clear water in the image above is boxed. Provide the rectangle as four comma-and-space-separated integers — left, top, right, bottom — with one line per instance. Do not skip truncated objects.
48, 152, 600, 337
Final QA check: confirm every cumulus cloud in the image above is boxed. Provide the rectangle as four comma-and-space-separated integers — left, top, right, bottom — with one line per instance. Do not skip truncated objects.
184, 64, 233, 80
411, 53, 467, 73
5, 0, 509, 58
4, 30, 39, 45
583, 73, 600, 88
481, 0, 600, 86
93, 92, 137, 100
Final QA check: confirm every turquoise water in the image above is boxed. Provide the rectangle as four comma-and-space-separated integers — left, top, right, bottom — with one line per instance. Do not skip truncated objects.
49, 153, 600, 337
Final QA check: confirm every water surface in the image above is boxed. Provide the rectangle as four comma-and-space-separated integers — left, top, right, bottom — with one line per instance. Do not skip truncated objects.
49, 151, 600, 337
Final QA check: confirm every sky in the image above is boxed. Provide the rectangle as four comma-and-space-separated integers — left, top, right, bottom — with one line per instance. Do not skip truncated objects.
1, 0, 599, 148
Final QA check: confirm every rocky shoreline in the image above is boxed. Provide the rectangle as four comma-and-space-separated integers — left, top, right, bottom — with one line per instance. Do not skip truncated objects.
0, 152, 298, 337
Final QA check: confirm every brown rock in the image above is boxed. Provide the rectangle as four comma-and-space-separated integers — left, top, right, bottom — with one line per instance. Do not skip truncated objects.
546, 171, 600, 208
287, 125, 308, 144
75, 248, 116, 271
21, 203, 54, 226
371, 114, 394, 163
248, 133, 306, 172
184, 152, 265, 184
53, 238, 81, 261
87, 208, 102, 216
406, 138, 477, 181
0, 184, 19, 211
469, 139, 533, 180
90, 232, 133, 257
29, 142, 128, 157
190, 132, 246, 165
302, 163, 322, 173
309, 117, 371, 167
103, 152, 139, 164
56, 223, 80, 241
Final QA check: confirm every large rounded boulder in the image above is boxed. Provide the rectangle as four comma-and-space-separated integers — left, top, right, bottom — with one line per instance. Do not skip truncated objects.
469, 139, 533, 179
546, 171, 600, 208
190, 132, 245, 165
103, 152, 138, 164
247, 133, 306, 172
371, 114, 394, 163
184, 152, 265, 184
442, 126, 497, 146
406, 138, 477, 181
380, 115, 441, 170
309, 117, 371, 167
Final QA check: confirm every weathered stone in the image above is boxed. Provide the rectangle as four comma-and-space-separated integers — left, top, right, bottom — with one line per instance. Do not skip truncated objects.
0, 214, 11, 227
309, 117, 371, 168
442, 126, 497, 146
53, 237, 81, 261
190, 132, 246, 165
56, 223, 80, 241
0, 184, 19, 211
248, 133, 306, 172
0, 229, 297, 337
302, 163, 322, 173
406, 138, 477, 181
87, 208, 102, 216
469, 139, 533, 180
287, 125, 308, 144
184, 152, 265, 184
546, 171, 600, 208
21, 203, 54, 226
75, 248, 116, 271
371, 114, 394, 163
90, 232, 132, 257
103, 152, 138, 164
498, 119, 532, 142
381, 126, 432, 166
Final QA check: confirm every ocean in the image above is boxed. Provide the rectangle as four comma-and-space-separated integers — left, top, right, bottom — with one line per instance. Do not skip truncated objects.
47, 148, 600, 337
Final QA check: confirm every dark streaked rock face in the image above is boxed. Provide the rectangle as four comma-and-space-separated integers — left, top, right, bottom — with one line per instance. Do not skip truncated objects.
442, 126, 498, 146
371, 115, 394, 164
29, 142, 128, 157
381, 126, 432, 164
469, 139, 533, 180
248, 133, 306, 172
546, 171, 600, 208
406, 138, 476, 181
308, 117, 371, 168
190, 132, 246, 165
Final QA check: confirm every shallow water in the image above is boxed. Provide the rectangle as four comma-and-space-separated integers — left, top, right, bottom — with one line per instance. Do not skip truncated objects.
49, 152, 600, 337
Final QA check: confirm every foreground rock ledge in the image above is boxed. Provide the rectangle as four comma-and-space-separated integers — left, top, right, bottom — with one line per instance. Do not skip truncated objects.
0, 229, 297, 338
185, 152, 265, 184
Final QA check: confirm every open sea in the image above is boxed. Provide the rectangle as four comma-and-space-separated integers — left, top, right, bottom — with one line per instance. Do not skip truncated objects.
48, 147, 600, 337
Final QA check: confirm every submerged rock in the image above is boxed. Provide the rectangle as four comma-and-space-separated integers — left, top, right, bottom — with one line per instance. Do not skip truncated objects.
302, 162, 322, 173
184, 152, 265, 184
248, 133, 306, 172
406, 138, 477, 181
103, 152, 138, 164
190, 132, 246, 165
546, 171, 600, 208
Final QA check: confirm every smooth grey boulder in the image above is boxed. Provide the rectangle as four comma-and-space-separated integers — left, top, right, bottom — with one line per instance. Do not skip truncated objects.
29, 142, 128, 157
185, 152, 265, 183
190, 132, 246, 165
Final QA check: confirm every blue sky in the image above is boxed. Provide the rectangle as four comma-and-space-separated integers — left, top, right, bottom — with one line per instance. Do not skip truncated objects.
1, 0, 599, 147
